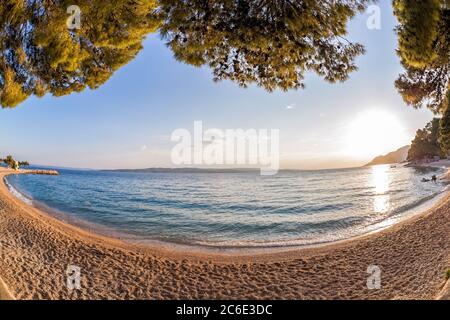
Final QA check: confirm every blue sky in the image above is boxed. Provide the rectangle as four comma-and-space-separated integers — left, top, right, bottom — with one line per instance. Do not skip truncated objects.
0, 1, 434, 170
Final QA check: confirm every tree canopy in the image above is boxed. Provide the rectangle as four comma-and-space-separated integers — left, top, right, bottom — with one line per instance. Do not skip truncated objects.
407, 118, 443, 161
393, 0, 450, 114
0, 0, 160, 108
439, 92, 450, 152
0, 0, 376, 108
159, 0, 371, 91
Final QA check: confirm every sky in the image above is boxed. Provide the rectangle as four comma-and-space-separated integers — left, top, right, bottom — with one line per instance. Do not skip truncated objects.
0, 1, 435, 170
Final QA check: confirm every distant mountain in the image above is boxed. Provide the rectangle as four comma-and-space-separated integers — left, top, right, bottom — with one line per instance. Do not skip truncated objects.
103, 168, 261, 174
364, 145, 410, 166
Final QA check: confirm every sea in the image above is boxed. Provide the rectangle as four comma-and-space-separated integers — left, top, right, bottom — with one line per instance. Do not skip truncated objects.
4, 165, 448, 248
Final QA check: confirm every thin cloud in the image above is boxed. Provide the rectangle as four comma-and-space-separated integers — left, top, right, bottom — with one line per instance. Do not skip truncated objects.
286, 103, 296, 110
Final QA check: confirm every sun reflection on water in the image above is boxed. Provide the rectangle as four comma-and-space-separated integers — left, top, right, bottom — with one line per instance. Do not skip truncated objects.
371, 165, 391, 213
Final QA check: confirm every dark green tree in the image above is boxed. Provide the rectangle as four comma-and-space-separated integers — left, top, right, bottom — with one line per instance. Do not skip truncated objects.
439, 92, 450, 153
18, 161, 30, 167
408, 118, 443, 160
3, 155, 17, 169
2, 155, 15, 168
159, 0, 372, 91
0, 0, 160, 108
2, 155, 30, 169
393, 0, 450, 114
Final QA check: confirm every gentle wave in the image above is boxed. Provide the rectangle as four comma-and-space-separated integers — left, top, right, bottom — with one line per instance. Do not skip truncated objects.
4, 165, 448, 248
4, 176, 33, 205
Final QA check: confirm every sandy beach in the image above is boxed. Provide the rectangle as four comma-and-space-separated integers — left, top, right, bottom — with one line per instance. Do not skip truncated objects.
0, 167, 448, 300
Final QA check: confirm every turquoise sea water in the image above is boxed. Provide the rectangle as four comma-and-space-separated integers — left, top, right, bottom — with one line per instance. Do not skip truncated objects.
5, 165, 448, 248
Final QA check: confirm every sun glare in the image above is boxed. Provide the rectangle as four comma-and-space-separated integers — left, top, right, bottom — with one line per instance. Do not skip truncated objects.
344, 110, 407, 159
371, 165, 391, 213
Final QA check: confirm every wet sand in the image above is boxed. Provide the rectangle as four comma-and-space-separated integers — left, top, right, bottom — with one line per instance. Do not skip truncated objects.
0, 168, 448, 300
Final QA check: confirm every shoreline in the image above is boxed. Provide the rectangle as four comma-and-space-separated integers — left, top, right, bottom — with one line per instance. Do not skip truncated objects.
0, 168, 449, 299
4, 165, 448, 255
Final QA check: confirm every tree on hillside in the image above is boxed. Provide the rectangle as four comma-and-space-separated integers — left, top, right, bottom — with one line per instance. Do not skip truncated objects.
393, 0, 450, 114
159, 0, 372, 92
408, 118, 443, 161
0, 0, 160, 108
439, 93, 450, 153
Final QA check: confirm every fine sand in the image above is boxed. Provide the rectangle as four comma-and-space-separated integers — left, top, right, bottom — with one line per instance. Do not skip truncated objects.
0, 168, 449, 300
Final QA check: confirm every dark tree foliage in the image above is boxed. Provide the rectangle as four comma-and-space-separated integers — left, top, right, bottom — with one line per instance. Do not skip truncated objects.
0, 0, 380, 108
159, 0, 371, 91
2, 154, 28, 169
394, 0, 450, 114
408, 118, 443, 161
439, 92, 450, 152
0, 0, 160, 108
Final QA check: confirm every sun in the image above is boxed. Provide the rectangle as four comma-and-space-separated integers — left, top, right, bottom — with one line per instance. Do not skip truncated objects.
344, 109, 408, 159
